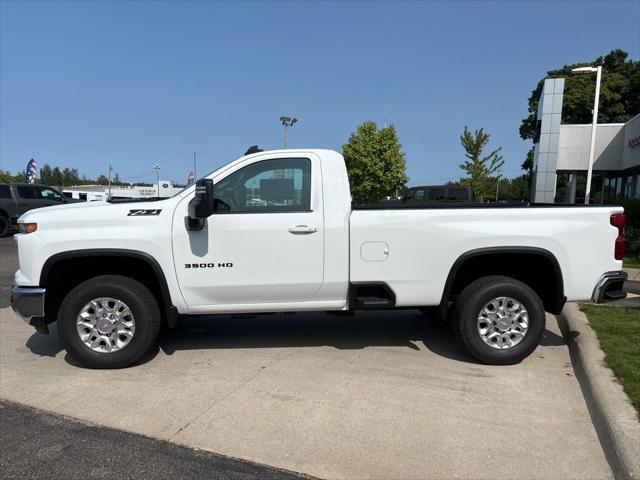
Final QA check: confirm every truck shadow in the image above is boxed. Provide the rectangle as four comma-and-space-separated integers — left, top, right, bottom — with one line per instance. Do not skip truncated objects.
25, 327, 64, 358
24, 310, 566, 366
157, 310, 566, 363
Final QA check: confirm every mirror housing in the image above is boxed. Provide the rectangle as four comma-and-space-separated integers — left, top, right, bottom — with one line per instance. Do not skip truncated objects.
186, 178, 214, 231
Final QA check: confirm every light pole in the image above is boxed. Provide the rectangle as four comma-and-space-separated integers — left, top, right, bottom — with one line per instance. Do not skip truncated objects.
107, 163, 113, 200
153, 163, 161, 198
280, 116, 298, 149
571, 65, 602, 204
495, 174, 502, 202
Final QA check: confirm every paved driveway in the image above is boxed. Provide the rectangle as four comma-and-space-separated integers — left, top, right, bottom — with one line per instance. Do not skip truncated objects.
0, 237, 611, 479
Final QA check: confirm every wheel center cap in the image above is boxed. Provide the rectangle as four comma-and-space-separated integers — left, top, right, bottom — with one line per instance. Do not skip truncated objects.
97, 320, 112, 333
498, 318, 511, 331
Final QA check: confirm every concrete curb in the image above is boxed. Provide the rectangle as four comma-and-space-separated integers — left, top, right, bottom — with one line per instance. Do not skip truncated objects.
557, 303, 640, 480
623, 267, 640, 281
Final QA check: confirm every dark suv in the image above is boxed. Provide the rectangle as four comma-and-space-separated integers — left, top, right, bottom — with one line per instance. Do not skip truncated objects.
0, 183, 80, 236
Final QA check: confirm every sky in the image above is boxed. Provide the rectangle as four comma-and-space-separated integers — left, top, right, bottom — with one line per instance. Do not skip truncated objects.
1, 0, 639, 186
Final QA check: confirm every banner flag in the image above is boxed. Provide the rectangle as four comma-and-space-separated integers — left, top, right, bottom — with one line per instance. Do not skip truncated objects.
25, 159, 38, 184
187, 170, 195, 186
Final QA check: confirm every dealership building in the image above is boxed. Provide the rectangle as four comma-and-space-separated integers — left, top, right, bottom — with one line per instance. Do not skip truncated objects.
531, 77, 640, 204
62, 181, 183, 202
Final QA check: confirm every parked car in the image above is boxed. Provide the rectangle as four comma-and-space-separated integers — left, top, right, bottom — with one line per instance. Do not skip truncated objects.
0, 183, 81, 236
11, 148, 626, 368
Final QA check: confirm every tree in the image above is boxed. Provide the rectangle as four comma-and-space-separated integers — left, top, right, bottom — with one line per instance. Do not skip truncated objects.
520, 49, 640, 141
0, 170, 15, 183
496, 175, 530, 202
39, 164, 53, 185
520, 148, 534, 193
342, 121, 408, 203
95, 175, 109, 185
458, 126, 504, 201
51, 167, 63, 187
62, 168, 80, 186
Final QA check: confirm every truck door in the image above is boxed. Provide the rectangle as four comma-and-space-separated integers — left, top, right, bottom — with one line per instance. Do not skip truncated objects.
172, 154, 324, 309
15, 185, 41, 216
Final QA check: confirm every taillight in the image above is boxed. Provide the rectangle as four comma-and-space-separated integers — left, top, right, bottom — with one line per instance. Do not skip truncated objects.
610, 213, 625, 260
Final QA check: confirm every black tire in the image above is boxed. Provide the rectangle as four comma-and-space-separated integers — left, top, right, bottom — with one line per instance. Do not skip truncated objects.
57, 275, 161, 369
0, 215, 9, 237
451, 275, 545, 365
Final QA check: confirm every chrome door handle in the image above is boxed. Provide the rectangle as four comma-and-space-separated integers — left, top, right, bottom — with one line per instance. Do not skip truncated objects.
288, 225, 318, 234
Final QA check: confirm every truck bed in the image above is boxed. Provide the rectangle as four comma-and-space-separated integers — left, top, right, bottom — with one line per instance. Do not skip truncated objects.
352, 201, 613, 210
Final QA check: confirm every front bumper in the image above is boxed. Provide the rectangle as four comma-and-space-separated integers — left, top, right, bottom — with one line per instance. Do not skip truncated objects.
11, 283, 48, 333
591, 271, 627, 303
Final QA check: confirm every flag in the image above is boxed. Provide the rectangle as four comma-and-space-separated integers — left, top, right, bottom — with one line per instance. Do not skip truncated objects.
25, 159, 38, 184
187, 170, 195, 186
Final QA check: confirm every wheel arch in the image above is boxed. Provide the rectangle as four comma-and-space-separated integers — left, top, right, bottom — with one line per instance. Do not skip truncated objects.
439, 247, 565, 317
40, 249, 178, 328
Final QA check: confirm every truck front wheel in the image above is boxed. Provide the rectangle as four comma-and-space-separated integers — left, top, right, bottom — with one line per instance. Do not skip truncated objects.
451, 275, 545, 365
57, 275, 161, 369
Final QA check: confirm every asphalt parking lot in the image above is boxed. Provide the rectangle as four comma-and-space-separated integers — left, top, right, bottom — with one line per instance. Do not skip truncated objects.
0, 401, 307, 480
0, 237, 613, 479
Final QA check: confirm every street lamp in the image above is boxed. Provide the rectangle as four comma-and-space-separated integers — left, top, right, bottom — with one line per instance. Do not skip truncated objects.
280, 116, 298, 149
153, 163, 161, 198
571, 65, 602, 204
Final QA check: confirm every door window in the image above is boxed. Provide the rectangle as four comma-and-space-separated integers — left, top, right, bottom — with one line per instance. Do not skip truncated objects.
428, 188, 445, 200
38, 187, 64, 201
447, 188, 468, 201
214, 158, 311, 213
0, 185, 11, 199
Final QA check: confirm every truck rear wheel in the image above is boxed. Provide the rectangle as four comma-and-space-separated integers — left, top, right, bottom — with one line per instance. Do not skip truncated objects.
57, 275, 161, 369
451, 275, 545, 365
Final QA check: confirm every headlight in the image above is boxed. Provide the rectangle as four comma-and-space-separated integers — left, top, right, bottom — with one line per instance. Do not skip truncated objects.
19, 223, 38, 234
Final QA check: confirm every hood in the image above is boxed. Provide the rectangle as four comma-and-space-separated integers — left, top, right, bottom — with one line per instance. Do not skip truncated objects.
18, 198, 176, 224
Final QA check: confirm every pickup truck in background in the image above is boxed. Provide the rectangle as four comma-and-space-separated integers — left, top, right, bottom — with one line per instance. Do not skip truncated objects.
405, 185, 473, 203
380, 185, 473, 204
11, 149, 627, 368
0, 183, 80, 237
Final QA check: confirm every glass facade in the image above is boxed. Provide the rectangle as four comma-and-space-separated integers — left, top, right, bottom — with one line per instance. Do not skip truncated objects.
599, 169, 640, 204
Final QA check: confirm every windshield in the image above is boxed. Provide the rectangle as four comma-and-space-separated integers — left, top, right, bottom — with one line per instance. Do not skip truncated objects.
171, 156, 238, 197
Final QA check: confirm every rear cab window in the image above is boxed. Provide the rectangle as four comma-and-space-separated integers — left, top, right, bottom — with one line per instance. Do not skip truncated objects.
16, 185, 38, 199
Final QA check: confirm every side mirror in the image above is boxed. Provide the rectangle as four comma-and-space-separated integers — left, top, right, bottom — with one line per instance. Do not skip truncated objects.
186, 178, 214, 231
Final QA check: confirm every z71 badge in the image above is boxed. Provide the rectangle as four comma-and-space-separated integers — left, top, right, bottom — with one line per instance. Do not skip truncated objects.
127, 209, 162, 216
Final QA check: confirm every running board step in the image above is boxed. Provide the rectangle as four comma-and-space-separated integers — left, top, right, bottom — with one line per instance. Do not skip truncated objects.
349, 283, 396, 309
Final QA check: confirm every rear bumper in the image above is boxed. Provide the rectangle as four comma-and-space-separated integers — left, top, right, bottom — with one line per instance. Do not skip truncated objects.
591, 271, 627, 303
11, 283, 47, 331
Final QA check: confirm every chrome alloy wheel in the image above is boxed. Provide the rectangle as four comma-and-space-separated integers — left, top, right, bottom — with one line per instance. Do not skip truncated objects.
76, 297, 135, 353
477, 296, 529, 350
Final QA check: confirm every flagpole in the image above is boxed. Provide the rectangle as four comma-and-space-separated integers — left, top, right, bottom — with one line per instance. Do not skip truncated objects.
193, 152, 197, 180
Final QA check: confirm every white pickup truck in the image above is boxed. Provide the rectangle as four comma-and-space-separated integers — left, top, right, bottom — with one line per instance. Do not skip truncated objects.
11, 148, 627, 368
